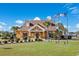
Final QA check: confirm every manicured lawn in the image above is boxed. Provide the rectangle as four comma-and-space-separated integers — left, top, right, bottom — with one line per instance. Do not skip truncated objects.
0, 40, 79, 56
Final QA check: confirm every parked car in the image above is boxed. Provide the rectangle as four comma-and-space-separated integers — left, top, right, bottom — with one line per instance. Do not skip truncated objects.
60, 34, 72, 39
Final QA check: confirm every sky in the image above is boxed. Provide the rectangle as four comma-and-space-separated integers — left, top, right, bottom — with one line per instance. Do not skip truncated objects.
0, 3, 79, 32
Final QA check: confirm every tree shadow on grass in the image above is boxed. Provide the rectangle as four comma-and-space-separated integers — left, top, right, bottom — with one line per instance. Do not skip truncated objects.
2, 47, 13, 49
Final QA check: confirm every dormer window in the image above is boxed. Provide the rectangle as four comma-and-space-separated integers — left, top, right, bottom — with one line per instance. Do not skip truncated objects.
51, 23, 55, 26
30, 23, 34, 26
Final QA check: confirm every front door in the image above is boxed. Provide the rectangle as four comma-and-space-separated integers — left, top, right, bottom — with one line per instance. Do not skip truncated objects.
35, 32, 39, 41
23, 33, 28, 42
36, 32, 39, 39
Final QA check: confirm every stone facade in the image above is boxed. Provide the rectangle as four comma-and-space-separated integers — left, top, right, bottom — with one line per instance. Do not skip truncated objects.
16, 17, 57, 42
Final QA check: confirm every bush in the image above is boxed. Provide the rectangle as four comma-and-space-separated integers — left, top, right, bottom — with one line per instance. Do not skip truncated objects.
68, 36, 72, 39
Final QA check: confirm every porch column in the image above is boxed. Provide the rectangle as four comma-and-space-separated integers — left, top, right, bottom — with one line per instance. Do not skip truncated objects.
43, 31, 45, 39
29, 31, 31, 37
47, 31, 49, 39
29, 31, 31, 40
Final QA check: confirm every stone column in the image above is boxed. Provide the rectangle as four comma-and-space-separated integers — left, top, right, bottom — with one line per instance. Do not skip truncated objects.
47, 31, 49, 39
29, 31, 31, 37
42, 31, 45, 41
43, 31, 45, 38
28, 31, 31, 41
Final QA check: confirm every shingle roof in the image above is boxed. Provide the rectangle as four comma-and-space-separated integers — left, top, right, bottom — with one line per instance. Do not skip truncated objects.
21, 19, 56, 31
47, 25, 57, 31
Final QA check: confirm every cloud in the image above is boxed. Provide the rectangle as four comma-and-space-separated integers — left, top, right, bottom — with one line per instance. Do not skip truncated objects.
75, 23, 79, 31
8, 25, 21, 32
9, 25, 21, 29
64, 25, 71, 28
8, 26, 13, 32
76, 23, 79, 29
67, 5, 79, 14
16, 20, 23, 24
0, 25, 5, 31
70, 7, 79, 14
64, 25, 67, 28
8, 26, 11, 30
69, 7, 77, 10
14, 25, 21, 27
63, 3, 73, 9
0, 22, 7, 31
47, 16, 52, 20
0, 22, 6, 26
0, 25, 3, 29
63, 4, 79, 14
56, 20, 61, 23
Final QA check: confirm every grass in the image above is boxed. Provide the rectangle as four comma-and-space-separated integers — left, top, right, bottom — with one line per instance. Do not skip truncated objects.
0, 40, 79, 56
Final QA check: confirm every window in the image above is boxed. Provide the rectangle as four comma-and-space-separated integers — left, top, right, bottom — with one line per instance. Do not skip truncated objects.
30, 23, 34, 26
48, 31, 53, 38
51, 23, 55, 26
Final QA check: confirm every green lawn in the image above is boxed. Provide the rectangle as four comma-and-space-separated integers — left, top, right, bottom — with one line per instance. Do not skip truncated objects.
0, 40, 79, 56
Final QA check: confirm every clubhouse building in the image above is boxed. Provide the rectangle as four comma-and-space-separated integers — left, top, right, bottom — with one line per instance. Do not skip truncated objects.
16, 17, 64, 42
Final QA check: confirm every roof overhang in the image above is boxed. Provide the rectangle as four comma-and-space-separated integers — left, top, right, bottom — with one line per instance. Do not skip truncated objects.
28, 24, 45, 32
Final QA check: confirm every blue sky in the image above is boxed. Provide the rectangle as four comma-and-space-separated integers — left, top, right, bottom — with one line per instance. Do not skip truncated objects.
0, 3, 79, 32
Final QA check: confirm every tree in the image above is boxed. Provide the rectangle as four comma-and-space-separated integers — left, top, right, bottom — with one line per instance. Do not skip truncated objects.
56, 23, 65, 35
10, 26, 20, 43
76, 31, 79, 34
11, 26, 20, 32
44, 21, 50, 27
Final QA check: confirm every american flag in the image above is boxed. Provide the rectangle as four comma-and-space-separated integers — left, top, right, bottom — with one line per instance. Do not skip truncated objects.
59, 13, 67, 16
54, 13, 67, 18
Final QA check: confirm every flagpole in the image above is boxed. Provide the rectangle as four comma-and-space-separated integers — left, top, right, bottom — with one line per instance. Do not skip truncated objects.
58, 13, 60, 43
66, 13, 69, 44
